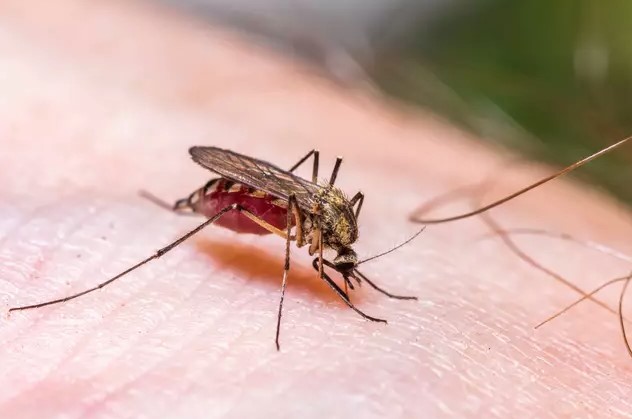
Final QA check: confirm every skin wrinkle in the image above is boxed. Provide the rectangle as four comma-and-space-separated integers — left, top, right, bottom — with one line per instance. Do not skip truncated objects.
0, 204, 31, 252
0, 199, 85, 280
77, 283, 261, 418
211, 346, 294, 417
117, 272, 280, 406
213, 309, 341, 404
243, 331, 336, 412
34, 244, 197, 403
0, 202, 109, 355
236, 360, 348, 418
70, 240, 248, 388
4, 202, 117, 324
215, 327, 280, 388
552, 357, 619, 414
0, 209, 33, 297
145, 306, 274, 417
452, 320, 560, 416
9, 270, 222, 419
479, 229, 632, 335
221, 308, 388, 417
0, 204, 150, 407
455, 160, 627, 319
85, 242, 308, 414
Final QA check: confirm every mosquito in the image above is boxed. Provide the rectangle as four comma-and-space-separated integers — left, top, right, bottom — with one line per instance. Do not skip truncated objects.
10, 147, 422, 350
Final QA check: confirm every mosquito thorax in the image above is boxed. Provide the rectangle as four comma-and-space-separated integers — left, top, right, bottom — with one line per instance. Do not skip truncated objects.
317, 187, 359, 249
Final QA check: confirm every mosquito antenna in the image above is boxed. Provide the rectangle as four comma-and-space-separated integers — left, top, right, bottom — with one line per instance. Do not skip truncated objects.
329, 157, 343, 185
358, 226, 425, 265
9, 206, 233, 312
410, 135, 632, 224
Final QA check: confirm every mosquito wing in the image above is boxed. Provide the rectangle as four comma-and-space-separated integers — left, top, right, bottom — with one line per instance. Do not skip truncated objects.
189, 146, 321, 211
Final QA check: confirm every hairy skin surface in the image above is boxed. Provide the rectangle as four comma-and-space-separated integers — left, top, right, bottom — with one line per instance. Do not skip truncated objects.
1, 1, 632, 418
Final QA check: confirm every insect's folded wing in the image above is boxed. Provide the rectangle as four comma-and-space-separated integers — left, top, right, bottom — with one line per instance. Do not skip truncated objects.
190, 146, 320, 211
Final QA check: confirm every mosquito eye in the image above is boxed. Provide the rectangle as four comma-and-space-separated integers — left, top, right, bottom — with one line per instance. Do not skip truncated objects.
334, 262, 354, 273
333, 249, 357, 273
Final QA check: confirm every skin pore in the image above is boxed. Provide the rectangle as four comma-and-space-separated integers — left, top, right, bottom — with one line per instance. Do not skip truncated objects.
1, 0, 632, 417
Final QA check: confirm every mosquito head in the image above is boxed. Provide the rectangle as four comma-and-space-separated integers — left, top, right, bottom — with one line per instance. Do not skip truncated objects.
333, 246, 358, 274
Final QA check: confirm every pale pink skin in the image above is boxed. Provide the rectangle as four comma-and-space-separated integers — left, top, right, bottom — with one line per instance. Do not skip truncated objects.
1, 1, 632, 418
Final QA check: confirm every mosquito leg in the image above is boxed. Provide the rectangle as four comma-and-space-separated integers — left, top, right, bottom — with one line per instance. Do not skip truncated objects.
344, 277, 356, 290
289, 195, 304, 246
139, 190, 199, 217
139, 190, 191, 214
318, 222, 324, 279
140, 179, 222, 217
10, 203, 292, 312
288, 149, 320, 183
318, 258, 359, 293
353, 269, 418, 300
317, 257, 356, 296
342, 277, 356, 303
311, 152, 320, 184
329, 157, 343, 185
311, 258, 387, 323
275, 194, 297, 351
9, 203, 249, 312
350, 191, 364, 219
288, 149, 316, 172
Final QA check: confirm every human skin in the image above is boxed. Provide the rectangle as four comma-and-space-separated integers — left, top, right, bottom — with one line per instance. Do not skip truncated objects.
1, 1, 632, 418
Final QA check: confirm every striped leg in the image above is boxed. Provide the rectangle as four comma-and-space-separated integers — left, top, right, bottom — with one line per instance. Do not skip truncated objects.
9, 203, 290, 312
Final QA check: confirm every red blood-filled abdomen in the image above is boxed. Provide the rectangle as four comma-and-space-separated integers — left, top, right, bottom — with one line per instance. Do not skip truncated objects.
194, 186, 291, 235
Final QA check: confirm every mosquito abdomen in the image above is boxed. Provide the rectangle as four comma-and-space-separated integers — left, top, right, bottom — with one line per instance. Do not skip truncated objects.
194, 179, 291, 235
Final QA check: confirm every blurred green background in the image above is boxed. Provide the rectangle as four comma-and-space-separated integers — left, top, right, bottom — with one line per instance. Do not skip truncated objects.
377, 1, 632, 203
163, 0, 631, 202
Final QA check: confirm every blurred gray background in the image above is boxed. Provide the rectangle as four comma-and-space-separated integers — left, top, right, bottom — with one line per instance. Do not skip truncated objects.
159, 0, 462, 80
159, 0, 632, 204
